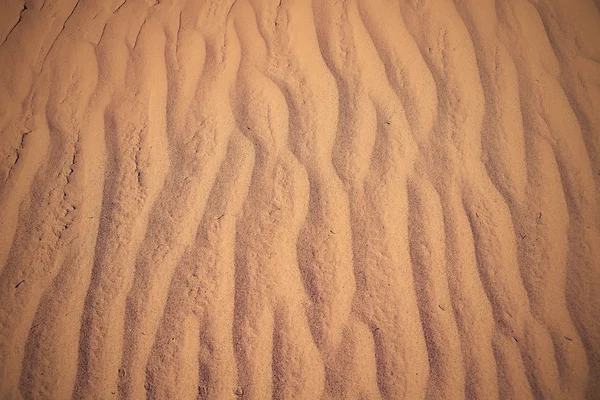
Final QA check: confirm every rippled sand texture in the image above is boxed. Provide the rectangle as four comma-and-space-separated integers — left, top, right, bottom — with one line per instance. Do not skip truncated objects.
1, 0, 599, 398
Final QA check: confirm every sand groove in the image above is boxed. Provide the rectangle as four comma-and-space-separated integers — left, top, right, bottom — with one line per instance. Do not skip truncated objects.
1, 0, 599, 399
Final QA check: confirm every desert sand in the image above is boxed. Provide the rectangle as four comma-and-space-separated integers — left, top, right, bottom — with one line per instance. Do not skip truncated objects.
0, 0, 599, 398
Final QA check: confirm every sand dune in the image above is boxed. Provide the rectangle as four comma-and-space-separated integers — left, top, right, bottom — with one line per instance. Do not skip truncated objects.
1, 0, 599, 398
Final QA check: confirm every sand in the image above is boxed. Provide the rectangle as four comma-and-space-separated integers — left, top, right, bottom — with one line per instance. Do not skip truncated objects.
0, 0, 599, 398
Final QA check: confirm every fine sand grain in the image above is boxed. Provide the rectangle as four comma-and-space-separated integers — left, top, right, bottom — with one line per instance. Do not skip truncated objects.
1, 0, 599, 398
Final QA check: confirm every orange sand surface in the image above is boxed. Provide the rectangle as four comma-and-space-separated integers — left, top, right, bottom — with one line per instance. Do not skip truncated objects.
1, 0, 600, 398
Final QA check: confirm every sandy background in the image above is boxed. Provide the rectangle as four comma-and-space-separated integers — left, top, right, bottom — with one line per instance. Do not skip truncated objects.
1, 0, 599, 398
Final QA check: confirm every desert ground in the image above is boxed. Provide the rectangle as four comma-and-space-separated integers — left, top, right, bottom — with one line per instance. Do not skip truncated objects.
0, 0, 599, 398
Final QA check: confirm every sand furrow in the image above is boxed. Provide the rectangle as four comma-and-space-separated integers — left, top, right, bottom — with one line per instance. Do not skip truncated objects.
231, 6, 325, 398
497, 2, 596, 397
249, 0, 356, 368
528, 2, 600, 396
0, 0, 106, 274
407, 179, 465, 400
355, 0, 438, 147
451, 1, 570, 398
0, 18, 102, 394
74, 8, 171, 394
396, 2, 502, 398
17, 37, 107, 396
1, 0, 599, 398
144, 131, 254, 399
347, 1, 432, 397
119, 6, 241, 396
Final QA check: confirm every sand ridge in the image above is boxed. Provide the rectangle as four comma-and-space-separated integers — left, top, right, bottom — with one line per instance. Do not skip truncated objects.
0, 0, 599, 398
